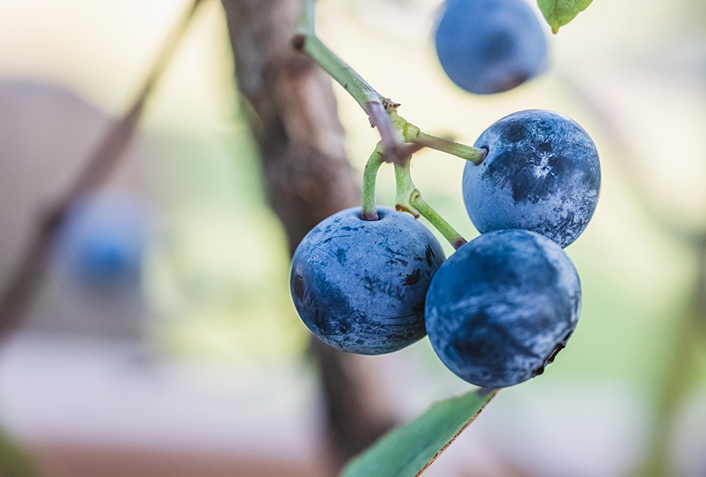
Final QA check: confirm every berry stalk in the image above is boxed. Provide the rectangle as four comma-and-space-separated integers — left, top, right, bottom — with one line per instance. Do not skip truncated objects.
409, 192, 467, 250
394, 162, 466, 249
361, 143, 385, 221
392, 111, 487, 165
407, 130, 486, 165
295, 0, 484, 166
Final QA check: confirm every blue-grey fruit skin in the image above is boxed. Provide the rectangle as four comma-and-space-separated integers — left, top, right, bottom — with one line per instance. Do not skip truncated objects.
290, 206, 445, 355
425, 229, 581, 388
56, 190, 152, 287
434, 0, 548, 95
464, 110, 601, 248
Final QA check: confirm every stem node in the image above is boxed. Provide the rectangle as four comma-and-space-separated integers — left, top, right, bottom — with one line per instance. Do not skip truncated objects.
291, 34, 306, 51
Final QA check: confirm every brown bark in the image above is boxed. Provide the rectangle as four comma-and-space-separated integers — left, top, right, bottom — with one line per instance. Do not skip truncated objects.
219, 0, 394, 470
220, 0, 357, 254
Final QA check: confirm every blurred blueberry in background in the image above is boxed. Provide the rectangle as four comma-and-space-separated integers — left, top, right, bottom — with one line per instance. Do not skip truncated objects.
55, 188, 153, 290
434, 0, 548, 94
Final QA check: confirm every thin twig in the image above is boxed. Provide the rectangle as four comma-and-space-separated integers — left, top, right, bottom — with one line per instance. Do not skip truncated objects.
0, 0, 206, 338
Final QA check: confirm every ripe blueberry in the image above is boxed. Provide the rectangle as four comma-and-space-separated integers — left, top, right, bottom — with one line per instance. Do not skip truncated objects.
425, 229, 581, 388
434, 0, 548, 95
463, 110, 601, 248
290, 206, 445, 355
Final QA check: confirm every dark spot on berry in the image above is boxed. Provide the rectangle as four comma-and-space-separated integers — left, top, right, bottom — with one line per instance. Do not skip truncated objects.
403, 269, 421, 286
425, 245, 435, 267
537, 141, 552, 153
293, 273, 305, 301
335, 247, 347, 265
544, 343, 564, 364
582, 167, 601, 190
312, 303, 324, 331
500, 121, 528, 143
338, 317, 352, 335
535, 119, 554, 136
386, 247, 409, 266
488, 150, 577, 204
362, 275, 376, 293
532, 330, 572, 377
487, 150, 523, 188
547, 155, 574, 178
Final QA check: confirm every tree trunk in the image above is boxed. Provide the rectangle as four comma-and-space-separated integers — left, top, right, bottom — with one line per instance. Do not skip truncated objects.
220, 0, 394, 471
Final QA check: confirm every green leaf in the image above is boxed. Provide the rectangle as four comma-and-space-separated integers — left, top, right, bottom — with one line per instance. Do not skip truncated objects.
340, 389, 498, 477
537, 0, 593, 33
0, 431, 41, 477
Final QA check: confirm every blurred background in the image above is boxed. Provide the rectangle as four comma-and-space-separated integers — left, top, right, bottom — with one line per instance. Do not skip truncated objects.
0, 0, 705, 476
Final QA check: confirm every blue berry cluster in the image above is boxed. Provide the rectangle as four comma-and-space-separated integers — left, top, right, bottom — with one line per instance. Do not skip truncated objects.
289, 0, 600, 389
290, 108, 599, 388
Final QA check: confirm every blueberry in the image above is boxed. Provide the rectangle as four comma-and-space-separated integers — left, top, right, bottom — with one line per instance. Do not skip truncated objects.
290, 206, 445, 355
434, 0, 548, 95
55, 189, 152, 287
425, 229, 581, 388
463, 110, 601, 248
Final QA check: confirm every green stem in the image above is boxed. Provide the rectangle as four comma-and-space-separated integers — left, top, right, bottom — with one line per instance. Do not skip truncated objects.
394, 162, 466, 249
409, 129, 486, 165
296, 0, 479, 237
394, 162, 417, 217
395, 112, 487, 165
295, 3, 485, 168
294, 32, 406, 162
362, 143, 385, 221
410, 192, 467, 250
297, 35, 382, 110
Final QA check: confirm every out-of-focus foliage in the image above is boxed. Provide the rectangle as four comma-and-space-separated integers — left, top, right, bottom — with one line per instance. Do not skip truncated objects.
0, 431, 39, 477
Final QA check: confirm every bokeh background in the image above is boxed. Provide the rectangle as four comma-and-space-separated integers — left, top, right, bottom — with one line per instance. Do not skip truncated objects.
0, 0, 705, 476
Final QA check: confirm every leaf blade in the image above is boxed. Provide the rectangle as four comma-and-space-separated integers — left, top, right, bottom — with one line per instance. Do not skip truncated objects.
537, 0, 593, 33
340, 389, 498, 477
